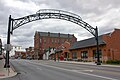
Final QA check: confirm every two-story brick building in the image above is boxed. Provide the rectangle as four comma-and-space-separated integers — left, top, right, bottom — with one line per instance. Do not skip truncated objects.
34, 31, 77, 59
69, 29, 120, 62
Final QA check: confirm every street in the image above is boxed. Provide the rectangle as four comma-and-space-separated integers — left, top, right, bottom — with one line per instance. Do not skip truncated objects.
1, 59, 120, 80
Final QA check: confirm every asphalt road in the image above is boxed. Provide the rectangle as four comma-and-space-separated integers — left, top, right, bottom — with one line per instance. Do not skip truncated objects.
1, 59, 120, 80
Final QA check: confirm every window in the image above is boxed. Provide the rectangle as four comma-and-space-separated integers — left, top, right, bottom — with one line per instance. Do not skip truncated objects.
55, 39, 56, 43
81, 51, 88, 58
52, 39, 54, 44
72, 52, 77, 59
62, 39, 64, 43
48, 39, 50, 43
44, 38, 46, 43
18, 47, 20, 50
93, 50, 102, 58
40, 38, 42, 43
58, 39, 60, 44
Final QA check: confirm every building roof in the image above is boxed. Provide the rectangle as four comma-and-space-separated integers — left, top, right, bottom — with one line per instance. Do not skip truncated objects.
38, 32, 74, 38
69, 36, 106, 50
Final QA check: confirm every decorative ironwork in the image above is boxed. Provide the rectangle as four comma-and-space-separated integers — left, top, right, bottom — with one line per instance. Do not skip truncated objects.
11, 9, 96, 36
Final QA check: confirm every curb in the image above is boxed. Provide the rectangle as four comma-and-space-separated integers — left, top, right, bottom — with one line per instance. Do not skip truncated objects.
9, 62, 16, 72
0, 61, 17, 79
59, 61, 96, 65
59, 61, 120, 68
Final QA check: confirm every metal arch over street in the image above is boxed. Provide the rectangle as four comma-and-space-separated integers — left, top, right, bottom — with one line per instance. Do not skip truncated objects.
4, 9, 101, 68
11, 9, 96, 36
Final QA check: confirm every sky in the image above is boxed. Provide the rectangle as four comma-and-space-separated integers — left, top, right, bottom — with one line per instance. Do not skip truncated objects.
0, 0, 120, 49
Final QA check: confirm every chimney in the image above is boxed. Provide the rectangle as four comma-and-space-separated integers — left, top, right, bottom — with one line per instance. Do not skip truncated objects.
48, 32, 50, 36
68, 34, 70, 38
58, 33, 60, 37
72, 34, 74, 37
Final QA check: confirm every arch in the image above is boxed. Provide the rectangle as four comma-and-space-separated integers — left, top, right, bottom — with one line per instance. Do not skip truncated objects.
4, 9, 101, 68
11, 9, 96, 36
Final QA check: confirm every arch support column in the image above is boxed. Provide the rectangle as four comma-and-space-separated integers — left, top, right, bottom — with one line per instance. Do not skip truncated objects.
4, 15, 12, 68
95, 26, 101, 65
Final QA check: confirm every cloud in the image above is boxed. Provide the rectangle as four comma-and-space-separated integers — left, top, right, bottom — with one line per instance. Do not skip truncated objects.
0, 0, 120, 49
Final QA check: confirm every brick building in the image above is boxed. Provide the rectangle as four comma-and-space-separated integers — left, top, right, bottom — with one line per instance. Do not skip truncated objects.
34, 31, 77, 59
69, 29, 120, 62
25, 47, 34, 59
15, 51, 26, 59
0, 39, 2, 55
54, 41, 71, 61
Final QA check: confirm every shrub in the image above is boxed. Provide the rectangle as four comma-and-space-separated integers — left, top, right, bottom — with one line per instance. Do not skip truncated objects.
106, 60, 120, 65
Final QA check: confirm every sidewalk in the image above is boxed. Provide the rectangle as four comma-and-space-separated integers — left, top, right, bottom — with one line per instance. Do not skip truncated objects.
59, 61, 120, 67
0, 59, 17, 79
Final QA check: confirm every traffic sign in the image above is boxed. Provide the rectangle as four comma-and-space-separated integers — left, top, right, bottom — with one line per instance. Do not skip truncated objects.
4, 44, 12, 51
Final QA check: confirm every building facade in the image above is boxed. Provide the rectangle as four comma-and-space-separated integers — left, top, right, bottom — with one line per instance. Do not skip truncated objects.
53, 41, 71, 61
10, 45, 22, 56
53, 29, 120, 62
69, 29, 120, 62
43, 48, 56, 60
15, 51, 26, 59
0, 39, 2, 55
34, 31, 77, 59
25, 47, 34, 59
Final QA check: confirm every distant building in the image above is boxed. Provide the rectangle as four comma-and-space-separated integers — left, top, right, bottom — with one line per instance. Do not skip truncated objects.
43, 48, 56, 60
15, 51, 26, 59
10, 45, 22, 56
34, 31, 77, 59
0, 38, 2, 55
50, 41, 71, 61
25, 47, 34, 59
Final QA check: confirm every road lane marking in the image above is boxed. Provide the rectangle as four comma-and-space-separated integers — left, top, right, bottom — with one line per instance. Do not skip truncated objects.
36, 67, 42, 70
82, 70, 93, 72
71, 70, 93, 72
28, 61, 118, 80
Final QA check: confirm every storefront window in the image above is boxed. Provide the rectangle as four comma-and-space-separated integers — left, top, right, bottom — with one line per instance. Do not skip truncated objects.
72, 52, 77, 59
93, 50, 102, 58
81, 51, 88, 58
40, 38, 42, 43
